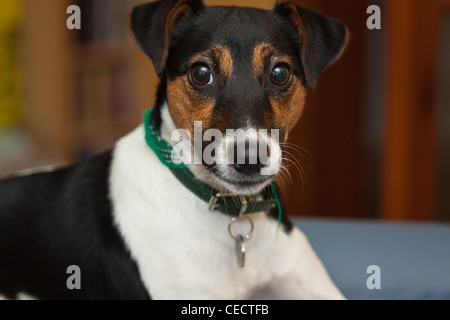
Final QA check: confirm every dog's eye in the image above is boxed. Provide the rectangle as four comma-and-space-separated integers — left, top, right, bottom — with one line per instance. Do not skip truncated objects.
270, 66, 290, 86
190, 64, 214, 87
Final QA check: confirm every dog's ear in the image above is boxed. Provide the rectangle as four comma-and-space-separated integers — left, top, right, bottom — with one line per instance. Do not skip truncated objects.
130, 0, 205, 76
274, 1, 349, 89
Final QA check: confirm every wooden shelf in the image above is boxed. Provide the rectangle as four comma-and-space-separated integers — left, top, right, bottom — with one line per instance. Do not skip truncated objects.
19, 0, 156, 162
76, 40, 134, 69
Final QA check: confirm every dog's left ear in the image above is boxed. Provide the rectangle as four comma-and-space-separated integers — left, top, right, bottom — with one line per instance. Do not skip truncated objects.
130, 0, 206, 76
274, 1, 349, 89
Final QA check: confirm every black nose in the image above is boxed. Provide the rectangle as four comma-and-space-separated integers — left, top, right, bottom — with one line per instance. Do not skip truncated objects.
233, 161, 264, 176
230, 140, 267, 176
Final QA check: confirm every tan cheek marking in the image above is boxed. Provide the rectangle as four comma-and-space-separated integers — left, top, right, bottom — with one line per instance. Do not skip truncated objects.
166, 76, 215, 135
252, 43, 274, 78
286, 80, 307, 132
268, 78, 307, 136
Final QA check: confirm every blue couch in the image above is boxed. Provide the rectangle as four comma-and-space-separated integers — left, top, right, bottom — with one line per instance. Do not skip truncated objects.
293, 218, 450, 300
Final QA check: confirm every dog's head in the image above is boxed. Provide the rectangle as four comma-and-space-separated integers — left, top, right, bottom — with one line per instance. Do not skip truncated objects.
131, 0, 348, 195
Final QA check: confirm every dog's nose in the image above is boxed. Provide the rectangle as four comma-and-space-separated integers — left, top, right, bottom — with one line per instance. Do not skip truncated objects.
229, 140, 267, 176
233, 161, 264, 176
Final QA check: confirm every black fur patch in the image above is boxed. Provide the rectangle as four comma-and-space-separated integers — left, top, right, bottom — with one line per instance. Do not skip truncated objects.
0, 152, 150, 299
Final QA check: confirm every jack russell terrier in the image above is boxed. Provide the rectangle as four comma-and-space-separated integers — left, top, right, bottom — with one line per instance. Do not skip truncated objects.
0, 0, 348, 299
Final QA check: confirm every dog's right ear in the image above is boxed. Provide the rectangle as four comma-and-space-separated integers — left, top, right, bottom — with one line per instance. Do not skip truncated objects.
130, 0, 205, 76
274, 1, 349, 89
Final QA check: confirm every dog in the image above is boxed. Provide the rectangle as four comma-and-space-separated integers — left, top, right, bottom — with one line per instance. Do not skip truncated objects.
0, 0, 348, 299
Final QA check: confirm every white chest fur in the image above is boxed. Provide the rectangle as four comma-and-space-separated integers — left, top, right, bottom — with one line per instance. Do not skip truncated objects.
110, 126, 344, 300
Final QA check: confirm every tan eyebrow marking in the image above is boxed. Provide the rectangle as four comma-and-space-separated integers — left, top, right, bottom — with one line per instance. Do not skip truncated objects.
252, 43, 274, 78
267, 77, 307, 134
211, 45, 233, 80
188, 45, 233, 81
252, 43, 294, 80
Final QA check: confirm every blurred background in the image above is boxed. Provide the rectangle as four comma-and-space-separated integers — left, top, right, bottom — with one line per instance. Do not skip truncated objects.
0, 0, 448, 221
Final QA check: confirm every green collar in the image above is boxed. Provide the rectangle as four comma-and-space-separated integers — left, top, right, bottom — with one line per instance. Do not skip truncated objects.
143, 109, 282, 218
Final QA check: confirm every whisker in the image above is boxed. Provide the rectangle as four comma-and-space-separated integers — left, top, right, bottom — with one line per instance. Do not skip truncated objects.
280, 143, 315, 163
278, 141, 316, 191
283, 157, 306, 190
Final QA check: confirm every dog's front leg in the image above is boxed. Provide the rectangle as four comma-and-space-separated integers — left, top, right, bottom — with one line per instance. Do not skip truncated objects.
255, 227, 345, 300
